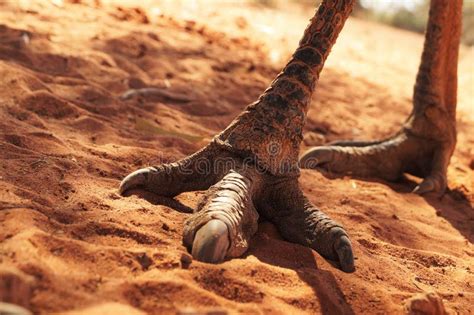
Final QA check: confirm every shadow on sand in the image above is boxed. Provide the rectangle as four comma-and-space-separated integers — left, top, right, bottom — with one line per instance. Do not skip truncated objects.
246, 225, 355, 315
123, 188, 194, 214
125, 187, 355, 314
318, 169, 474, 244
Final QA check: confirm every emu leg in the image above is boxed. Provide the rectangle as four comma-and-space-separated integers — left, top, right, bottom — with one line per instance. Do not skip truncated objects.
300, 0, 462, 195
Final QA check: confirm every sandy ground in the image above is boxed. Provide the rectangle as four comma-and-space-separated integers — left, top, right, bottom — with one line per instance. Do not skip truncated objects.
0, 0, 473, 314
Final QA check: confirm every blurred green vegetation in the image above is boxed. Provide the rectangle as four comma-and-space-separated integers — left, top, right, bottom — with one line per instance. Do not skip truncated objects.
252, 0, 474, 46
357, 1, 429, 34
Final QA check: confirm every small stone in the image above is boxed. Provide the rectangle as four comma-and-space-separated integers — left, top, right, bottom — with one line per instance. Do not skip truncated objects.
162, 223, 170, 231
340, 197, 350, 205
128, 77, 147, 89
109, 193, 120, 200
184, 20, 196, 31
458, 292, 464, 297
180, 253, 193, 269
136, 253, 153, 271
20, 33, 30, 46
405, 292, 447, 315
392, 214, 399, 220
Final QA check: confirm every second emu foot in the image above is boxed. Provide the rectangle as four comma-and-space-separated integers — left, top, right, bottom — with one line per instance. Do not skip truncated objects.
300, 124, 456, 195
119, 142, 355, 273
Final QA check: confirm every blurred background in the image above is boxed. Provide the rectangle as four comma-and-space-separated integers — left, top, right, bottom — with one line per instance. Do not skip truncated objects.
102, 0, 472, 108
256, 0, 474, 46
37, 0, 474, 45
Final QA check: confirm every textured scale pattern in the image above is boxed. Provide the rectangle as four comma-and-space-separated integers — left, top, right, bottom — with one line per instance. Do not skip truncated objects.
183, 169, 259, 258
218, 0, 355, 176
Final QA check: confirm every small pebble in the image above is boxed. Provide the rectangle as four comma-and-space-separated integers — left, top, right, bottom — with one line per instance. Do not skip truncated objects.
180, 253, 193, 269
405, 292, 447, 315
109, 193, 120, 200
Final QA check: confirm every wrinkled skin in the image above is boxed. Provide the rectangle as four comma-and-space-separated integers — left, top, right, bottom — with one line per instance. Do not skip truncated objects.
120, 0, 462, 274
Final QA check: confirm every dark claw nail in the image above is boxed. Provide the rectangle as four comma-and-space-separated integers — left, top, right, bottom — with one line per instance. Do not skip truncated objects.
192, 220, 230, 263
334, 235, 355, 273
412, 179, 434, 195
119, 168, 150, 195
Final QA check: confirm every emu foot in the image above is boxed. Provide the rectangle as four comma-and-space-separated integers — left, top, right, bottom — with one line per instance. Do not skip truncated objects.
300, 130, 455, 195
120, 143, 355, 273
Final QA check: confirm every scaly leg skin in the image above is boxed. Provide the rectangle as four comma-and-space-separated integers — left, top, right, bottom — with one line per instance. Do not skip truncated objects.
300, 120, 456, 195
300, 0, 462, 195
120, 0, 356, 272
182, 167, 261, 262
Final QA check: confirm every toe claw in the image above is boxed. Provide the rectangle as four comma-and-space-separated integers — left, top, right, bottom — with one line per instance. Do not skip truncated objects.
412, 180, 435, 195
300, 147, 335, 169
334, 235, 355, 273
412, 173, 446, 196
119, 168, 152, 195
192, 220, 230, 263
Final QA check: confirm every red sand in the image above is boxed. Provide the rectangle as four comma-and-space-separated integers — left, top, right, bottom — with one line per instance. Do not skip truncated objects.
0, 1, 473, 314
